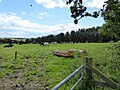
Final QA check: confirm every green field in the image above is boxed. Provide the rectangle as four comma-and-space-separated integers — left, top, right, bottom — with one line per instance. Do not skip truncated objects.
0, 43, 119, 90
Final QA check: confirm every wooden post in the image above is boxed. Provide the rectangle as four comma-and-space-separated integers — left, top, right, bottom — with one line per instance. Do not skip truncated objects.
86, 57, 93, 80
87, 64, 117, 89
15, 51, 17, 59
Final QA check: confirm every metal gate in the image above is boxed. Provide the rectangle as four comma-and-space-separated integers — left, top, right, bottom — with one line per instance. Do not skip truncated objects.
52, 65, 84, 90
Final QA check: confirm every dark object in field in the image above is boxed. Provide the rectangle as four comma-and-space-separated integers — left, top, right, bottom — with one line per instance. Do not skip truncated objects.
4, 44, 14, 47
53, 49, 87, 57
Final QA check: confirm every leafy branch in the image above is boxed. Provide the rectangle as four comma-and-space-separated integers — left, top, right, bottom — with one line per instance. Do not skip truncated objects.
66, 0, 120, 24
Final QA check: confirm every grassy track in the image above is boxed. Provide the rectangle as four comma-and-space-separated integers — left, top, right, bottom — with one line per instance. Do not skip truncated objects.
0, 43, 118, 90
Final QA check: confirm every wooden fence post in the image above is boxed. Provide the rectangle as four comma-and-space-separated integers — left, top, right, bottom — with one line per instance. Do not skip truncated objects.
15, 51, 17, 59
86, 57, 93, 80
85, 57, 117, 89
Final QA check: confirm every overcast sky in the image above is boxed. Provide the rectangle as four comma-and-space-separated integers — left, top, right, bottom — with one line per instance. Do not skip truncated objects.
0, 0, 106, 38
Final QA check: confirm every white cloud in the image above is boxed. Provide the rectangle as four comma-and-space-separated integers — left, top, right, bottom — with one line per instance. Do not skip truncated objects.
0, 13, 40, 32
38, 12, 49, 19
39, 12, 48, 16
38, 16, 43, 19
84, 0, 107, 9
35, 0, 107, 9
0, 12, 85, 38
21, 12, 26, 15
35, 0, 67, 8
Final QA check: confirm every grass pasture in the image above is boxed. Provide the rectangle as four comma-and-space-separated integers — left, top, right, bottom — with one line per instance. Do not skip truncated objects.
0, 43, 119, 90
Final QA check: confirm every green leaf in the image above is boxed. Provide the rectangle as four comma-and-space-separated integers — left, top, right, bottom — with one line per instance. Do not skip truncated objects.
74, 19, 78, 24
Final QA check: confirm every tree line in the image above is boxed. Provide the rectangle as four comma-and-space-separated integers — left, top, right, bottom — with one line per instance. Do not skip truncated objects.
0, 26, 118, 44
33, 26, 118, 44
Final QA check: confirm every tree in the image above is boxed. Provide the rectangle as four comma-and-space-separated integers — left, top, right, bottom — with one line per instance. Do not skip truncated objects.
101, 0, 120, 38
55, 33, 65, 43
66, 0, 101, 24
46, 35, 54, 43
67, 0, 120, 39
70, 30, 76, 43
65, 32, 70, 43
99, 23, 118, 42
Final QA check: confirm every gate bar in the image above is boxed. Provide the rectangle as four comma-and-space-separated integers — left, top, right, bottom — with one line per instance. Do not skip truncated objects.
70, 67, 84, 90
52, 65, 84, 90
